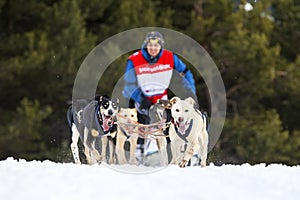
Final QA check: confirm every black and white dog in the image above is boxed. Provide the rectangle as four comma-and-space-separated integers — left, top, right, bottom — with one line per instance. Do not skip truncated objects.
81, 96, 120, 165
67, 95, 119, 165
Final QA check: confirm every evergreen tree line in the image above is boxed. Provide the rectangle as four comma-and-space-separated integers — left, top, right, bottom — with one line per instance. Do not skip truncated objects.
0, 0, 299, 165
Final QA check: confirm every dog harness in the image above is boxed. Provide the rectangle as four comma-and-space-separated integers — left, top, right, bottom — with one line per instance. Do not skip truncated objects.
119, 126, 131, 140
129, 50, 174, 104
174, 119, 193, 143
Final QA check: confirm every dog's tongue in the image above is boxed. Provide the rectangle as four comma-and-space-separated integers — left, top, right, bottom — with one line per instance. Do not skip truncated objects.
177, 122, 186, 134
103, 117, 112, 132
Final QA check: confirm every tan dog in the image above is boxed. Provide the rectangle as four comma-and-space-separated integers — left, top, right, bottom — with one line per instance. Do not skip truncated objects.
169, 97, 209, 167
115, 108, 139, 165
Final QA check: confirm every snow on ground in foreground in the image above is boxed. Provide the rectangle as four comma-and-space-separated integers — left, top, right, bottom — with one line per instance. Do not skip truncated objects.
1, 157, 300, 200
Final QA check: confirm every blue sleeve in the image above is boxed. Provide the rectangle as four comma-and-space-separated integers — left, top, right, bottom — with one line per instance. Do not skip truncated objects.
122, 60, 143, 103
173, 54, 196, 94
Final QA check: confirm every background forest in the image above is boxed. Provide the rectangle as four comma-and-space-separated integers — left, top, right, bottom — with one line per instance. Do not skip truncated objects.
0, 0, 299, 165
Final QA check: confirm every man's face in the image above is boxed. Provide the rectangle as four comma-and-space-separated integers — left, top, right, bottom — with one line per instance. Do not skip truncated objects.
146, 40, 161, 57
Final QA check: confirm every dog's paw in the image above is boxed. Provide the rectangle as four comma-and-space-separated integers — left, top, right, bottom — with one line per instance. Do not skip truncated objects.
179, 160, 188, 168
96, 160, 102, 165
95, 157, 102, 165
107, 159, 115, 165
129, 158, 138, 165
74, 160, 81, 165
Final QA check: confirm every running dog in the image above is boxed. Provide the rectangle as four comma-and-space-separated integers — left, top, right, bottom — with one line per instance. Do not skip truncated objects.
115, 108, 139, 165
147, 103, 171, 166
81, 96, 119, 165
168, 97, 209, 168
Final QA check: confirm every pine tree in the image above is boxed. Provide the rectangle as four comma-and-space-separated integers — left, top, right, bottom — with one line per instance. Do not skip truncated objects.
0, 0, 95, 160
0, 98, 52, 159
187, 0, 300, 165
271, 0, 300, 61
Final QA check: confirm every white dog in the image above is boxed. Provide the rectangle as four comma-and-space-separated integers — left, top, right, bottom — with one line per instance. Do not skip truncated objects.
169, 97, 209, 167
115, 108, 139, 165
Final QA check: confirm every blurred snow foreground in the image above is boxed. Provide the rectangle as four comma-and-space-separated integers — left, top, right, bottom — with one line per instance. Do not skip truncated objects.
1, 157, 300, 200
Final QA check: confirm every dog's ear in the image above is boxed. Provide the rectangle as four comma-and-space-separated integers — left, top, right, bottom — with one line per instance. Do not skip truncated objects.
165, 101, 172, 109
158, 99, 171, 109
170, 97, 180, 105
159, 103, 170, 109
115, 98, 120, 111
99, 94, 109, 102
185, 97, 199, 109
185, 97, 196, 106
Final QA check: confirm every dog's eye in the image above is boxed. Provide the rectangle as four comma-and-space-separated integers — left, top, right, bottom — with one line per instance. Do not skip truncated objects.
124, 115, 127, 117
131, 114, 134, 118
175, 109, 180, 112
185, 109, 189, 112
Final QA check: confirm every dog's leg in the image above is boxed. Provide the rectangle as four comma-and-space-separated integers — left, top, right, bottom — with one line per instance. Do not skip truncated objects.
101, 136, 108, 162
84, 147, 93, 165
91, 137, 102, 164
199, 130, 209, 167
179, 143, 195, 168
168, 125, 185, 165
83, 127, 94, 165
128, 136, 138, 165
170, 138, 182, 165
169, 127, 178, 164
115, 133, 127, 164
108, 139, 116, 164
190, 139, 201, 166
156, 137, 168, 166
170, 141, 178, 164
70, 124, 81, 164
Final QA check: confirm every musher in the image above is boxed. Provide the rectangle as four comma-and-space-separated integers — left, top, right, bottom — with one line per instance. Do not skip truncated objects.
122, 31, 197, 161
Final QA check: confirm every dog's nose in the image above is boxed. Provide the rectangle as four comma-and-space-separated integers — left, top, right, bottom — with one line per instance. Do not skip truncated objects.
108, 110, 113, 116
178, 117, 184, 122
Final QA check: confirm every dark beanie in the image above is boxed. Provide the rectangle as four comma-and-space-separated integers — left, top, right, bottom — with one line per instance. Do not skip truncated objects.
142, 31, 164, 49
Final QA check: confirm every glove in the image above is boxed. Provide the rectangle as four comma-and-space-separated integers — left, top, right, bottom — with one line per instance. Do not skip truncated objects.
139, 98, 152, 110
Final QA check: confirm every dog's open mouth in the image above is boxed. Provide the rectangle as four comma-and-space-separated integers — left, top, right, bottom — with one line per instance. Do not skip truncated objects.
102, 115, 114, 132
175, 117, 187, 134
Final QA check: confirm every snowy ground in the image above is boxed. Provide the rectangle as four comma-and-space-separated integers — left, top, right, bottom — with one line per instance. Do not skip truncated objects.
1, 157, 300, 200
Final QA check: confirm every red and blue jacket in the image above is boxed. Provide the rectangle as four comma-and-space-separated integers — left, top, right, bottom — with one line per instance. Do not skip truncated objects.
122, 48, 196, 104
